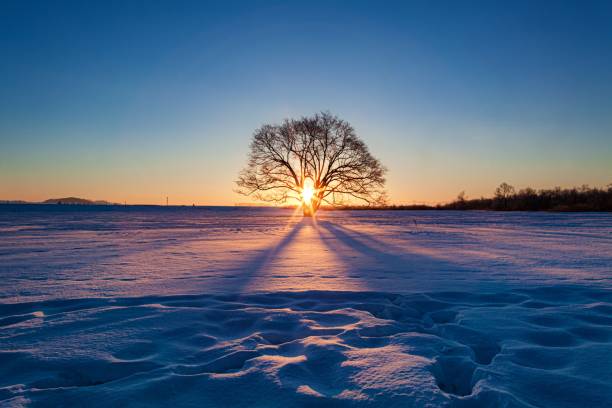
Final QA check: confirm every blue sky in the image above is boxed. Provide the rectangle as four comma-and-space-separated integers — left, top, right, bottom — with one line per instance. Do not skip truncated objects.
1, 0, 611, 204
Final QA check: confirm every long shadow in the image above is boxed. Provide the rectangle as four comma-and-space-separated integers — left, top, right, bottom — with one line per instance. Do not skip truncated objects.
218, 218, 309, 293
316, 220, 473, 291
316, 220, 408, 267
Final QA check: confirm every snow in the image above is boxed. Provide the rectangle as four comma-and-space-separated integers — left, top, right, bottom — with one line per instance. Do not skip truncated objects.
0, 206, 611, 407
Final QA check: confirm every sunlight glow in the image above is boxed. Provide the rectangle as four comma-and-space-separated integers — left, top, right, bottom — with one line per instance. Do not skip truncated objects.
301, 178, 315, 204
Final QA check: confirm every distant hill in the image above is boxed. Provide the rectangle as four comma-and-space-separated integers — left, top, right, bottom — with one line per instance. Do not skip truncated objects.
42, 197, 117, 205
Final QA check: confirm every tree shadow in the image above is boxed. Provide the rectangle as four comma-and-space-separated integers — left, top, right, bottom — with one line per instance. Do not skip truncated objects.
316, 220, 407, 265
215, 217, 476, 295
315, 220, 473, 291
221, 218, 310, 293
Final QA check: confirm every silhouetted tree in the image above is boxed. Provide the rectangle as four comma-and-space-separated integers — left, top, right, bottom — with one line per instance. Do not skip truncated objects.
236, 112, 387, 215
495, 182, 515, 199
494, 182, 515, 209
450, 191, 468, 210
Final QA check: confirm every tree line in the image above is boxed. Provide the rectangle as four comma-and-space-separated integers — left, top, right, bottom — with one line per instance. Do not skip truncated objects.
446, 183, 612, 211
334, 183, 612, 212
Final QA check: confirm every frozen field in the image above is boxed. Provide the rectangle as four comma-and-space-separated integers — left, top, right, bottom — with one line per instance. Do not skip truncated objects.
1, 206, 611, 407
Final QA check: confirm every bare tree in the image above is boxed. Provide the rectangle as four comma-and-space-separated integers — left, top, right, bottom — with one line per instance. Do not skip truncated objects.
494, 182, 515, 210
236, 112, 387, 215
495, 182, 515, 199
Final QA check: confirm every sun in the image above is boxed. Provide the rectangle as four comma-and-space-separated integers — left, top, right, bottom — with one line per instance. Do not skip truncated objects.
301, 178, 315, 204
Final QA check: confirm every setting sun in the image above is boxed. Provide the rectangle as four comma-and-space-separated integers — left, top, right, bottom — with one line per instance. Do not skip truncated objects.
301, 179, 315, 204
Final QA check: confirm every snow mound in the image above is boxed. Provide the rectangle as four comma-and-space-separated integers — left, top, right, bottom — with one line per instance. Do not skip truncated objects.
1, 287, 611, 407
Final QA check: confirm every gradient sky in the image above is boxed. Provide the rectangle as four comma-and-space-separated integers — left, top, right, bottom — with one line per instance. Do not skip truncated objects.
1, 0, 611, 205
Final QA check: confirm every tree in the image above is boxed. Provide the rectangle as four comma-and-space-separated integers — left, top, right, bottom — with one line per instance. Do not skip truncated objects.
495, 182, 515, 199
494, 182, 516, 210
236, 112, 387, 216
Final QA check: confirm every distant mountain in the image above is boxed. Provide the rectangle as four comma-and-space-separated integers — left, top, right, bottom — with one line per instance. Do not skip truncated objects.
42, 197, 117, 205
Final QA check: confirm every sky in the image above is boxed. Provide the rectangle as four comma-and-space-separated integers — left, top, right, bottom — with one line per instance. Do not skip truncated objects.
1, 0, 611, 205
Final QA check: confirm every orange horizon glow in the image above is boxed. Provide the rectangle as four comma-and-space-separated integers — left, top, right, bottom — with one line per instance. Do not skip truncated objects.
2, 171, 611, 207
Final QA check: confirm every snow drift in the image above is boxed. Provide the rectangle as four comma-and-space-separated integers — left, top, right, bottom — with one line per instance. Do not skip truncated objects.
0, 206, 610, 407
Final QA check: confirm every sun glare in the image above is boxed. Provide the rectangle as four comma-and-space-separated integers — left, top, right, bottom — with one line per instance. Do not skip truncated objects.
301, 179, 315, 203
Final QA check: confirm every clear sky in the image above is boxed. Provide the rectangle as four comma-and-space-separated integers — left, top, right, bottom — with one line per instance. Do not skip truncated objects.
1, 0, 611, 205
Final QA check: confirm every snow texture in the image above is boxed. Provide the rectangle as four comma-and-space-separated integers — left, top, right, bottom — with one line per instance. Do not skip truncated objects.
0, 206, 611, 407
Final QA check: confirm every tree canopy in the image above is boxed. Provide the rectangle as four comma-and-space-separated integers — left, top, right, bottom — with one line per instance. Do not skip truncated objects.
236, 112, 386, 214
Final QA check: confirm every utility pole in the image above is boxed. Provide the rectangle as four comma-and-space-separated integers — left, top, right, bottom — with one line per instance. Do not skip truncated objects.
166, 196, 168, 206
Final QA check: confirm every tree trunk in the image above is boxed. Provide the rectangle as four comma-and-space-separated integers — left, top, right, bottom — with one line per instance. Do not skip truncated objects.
303, 196, 322, 216
303, 205, 314, 217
